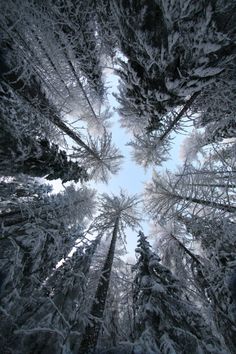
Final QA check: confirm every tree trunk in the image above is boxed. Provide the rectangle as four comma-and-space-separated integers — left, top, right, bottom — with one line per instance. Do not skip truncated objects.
0, 44, 100, 160
78, 218, 119, 354
158, 92, 199, 140
169, 232, 202, 266
176, 194, 236, 213
56, 33, 101, 124
187, 183, 236, 189
175, 170, 236, 178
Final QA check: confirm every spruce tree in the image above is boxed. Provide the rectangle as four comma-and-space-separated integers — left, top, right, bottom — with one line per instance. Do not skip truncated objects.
179, 215, 236, 352
20, 237, 101, 354
132, 231, 229, 354
79, 192, 141, 353
0, 180, 96, 353
111, 0, 236, 165
0, 116, 88, 183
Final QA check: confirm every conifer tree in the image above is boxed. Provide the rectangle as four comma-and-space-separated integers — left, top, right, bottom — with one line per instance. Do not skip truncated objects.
145, 170, 236, 224
19, 236, 101, 354
79, 192, 141, 354
0, 37, 123, 182
0, 116, 88, 183
0, 182, 96, 352
132, 231, 229, 354
111, 0, 236, 165
178, 214, 236, 352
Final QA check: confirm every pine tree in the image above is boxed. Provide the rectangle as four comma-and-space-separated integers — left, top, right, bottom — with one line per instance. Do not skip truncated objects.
0, 38, 123, 182
111, 0, 236, 165
0, 179, 97, 353
178, 214, 236, 352
79, 192, 141, 353
0, 115, 88, 182
145, 170, 236, 224
97, 257, 135, 353
19, 236, 101, 354
132, 231, 228, 354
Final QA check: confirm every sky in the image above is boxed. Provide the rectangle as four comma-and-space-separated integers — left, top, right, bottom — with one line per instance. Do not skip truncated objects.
50, 69, 188, 258
87, 70, 188, 257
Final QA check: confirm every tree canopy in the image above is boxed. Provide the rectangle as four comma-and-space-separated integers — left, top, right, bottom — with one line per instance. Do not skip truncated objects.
0, 0, 235, 353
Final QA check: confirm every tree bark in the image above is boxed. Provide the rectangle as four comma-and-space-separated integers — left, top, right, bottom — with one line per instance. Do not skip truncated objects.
0, 44, 100, 160
174, 194, 236, 213
78, 218, 119, 354
175, 170, 236, 178
187, 183, 236, 189
158, 92, 199, 140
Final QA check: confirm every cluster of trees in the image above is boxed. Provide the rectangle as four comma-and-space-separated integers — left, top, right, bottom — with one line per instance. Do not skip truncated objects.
0, 0, 235, 353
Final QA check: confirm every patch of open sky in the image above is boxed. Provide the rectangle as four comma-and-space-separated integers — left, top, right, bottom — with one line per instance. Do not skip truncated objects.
49, 69, 191, 259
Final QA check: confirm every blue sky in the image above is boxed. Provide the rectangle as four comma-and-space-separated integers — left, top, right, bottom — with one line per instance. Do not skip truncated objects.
50, 70, 187, 258
86, 71, 187, 258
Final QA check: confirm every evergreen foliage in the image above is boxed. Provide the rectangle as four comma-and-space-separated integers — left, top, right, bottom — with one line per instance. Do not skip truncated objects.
132, 231, 229, 354
0, 115, 88, 182
79, 192, 141, 353
0, 1, 235, 353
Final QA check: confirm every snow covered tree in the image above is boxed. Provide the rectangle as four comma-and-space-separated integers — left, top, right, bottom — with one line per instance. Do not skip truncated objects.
0, 115, 88, 182
132, 231, 229, 353
149, 222, 199, 294
177, 214, 236, 352
0, 182, 96, 300
93, 0, 118, 61
180, 114, 236, 163
18, 236, 101, 354
145, 170, 236, 224
49, 0, 105, 97
176, 162, 236, 190
71, 132, 123, 183
79, 191, 141, 353
111, 0, 236, 165
0, 23, 123, 182
128, 132, 170, 168
95, 248, 136, 353
192, 62, 236, 128
0, 180, 97, 353
0, 0, 105, 107
0, 183, 96, 240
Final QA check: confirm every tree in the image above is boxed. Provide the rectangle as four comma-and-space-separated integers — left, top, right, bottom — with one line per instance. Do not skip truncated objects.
0, 0, 105, 108
18, 236, 102, 354
0, 184, 96, 231
111, 0, 236, 165
144, 170, 236, 224
71, 132, 123, 183
132, 231, 228, 353
0, 180, 97, 353
0, 34, 123, 182
97, 258, 135, 353
177, 214, 236, 352
0, 181, 96, 300
149, 222, 198, 294
128, 132, 170, 168
0, 116, 88, 182
94, 0, 117, 61
50, 0, 105, 97
79, 192, 141, 353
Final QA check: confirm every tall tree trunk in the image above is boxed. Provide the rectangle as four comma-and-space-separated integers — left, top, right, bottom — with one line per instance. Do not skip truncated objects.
0, 44, 100, 160
79, 218, 119, 354
158, 92, 199, 140
175, 194, 236, 213
56, 33, 101, 124
187, 183, 236, 189
175, 170, 236, 178
169, 232, 202, 266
